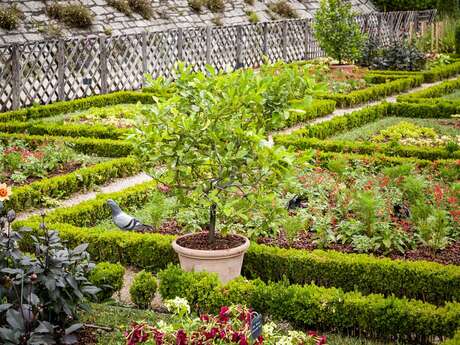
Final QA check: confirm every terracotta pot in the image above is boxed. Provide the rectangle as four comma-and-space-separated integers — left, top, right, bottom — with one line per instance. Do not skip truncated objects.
172, 233, 250, 284
329, 64, 356, 73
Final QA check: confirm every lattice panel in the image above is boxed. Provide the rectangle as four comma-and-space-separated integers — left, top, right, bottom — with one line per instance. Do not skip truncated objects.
285, 20, 307, 62
146, 30, 179, 79
265, 22, 284, 63
182, 27, 208, 73
0, 10, 438, 112
0, 46, 13, 111
20, 41, 59, 107
241, 24, 264, 68
212, 26, 238, 71
107, 34, 144, 91
63, 37, 102, 100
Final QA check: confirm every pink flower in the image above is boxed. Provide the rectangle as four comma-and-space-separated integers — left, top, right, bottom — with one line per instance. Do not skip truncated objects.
316, 335, 327, 345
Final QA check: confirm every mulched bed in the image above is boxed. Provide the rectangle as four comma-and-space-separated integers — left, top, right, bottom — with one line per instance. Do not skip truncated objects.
258, 231, 460, 266
77, 327, 98, 345
3, 161, 83, 186
439, 119, 460, 130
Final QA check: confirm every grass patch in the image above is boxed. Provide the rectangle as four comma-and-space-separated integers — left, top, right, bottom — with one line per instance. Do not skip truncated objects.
443, 89, 460, 101
330, 117, 460, 141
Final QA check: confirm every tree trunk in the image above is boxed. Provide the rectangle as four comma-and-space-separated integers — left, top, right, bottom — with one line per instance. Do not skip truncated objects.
208, 203, 217, 244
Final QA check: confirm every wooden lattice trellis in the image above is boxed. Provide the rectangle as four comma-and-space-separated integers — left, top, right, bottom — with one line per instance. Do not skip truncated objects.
0, 10, 436, 111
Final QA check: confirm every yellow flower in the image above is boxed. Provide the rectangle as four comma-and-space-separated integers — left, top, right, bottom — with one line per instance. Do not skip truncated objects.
0, 183, 12, 201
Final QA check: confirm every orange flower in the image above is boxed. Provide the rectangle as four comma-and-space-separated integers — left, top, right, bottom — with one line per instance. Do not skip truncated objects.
0, 183, 12, 201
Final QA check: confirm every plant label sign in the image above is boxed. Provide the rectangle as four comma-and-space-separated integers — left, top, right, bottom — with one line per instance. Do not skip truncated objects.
250, 312, 262, 342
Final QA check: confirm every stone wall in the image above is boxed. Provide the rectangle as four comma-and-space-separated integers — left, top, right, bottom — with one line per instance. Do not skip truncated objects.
0, 0, 375, 44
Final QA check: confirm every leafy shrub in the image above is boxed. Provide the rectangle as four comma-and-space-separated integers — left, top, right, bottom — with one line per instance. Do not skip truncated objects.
313, 0, 365, 64
362, 39, 427, 71
47, 2, 94, 28
129, 270, 158, 309
0, 5, 23, 30
0, 210, 99, 344
244, 0, 255, 5
89, 262, 125, 301
128, 0, 154, 19
107, 0, 132, 16
211, 15, 223, 26
269, 0, 297, 18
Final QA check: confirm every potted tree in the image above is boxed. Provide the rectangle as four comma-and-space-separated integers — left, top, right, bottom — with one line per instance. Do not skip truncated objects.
313, 0, 365, 72
131, 67, 295, 283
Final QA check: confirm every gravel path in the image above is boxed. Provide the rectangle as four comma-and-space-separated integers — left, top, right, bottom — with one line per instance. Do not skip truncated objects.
17, 172, 153, 221
275, 77, 456, 136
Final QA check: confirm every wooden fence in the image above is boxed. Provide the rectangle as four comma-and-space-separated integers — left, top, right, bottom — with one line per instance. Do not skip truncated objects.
0, 10, 436, 111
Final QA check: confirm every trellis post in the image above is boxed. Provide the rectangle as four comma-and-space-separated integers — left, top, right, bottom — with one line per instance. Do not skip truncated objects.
262, 23, 268, 56
11, 44, 21, 110
177, 28, 184, 61
377, 14, 383, 45
206, 26, 212, 65
304, 20, 311, 60
235, 26, 243, 69
100, 36, 108, 94
282, 21, 288, 60
57, 39, 65, 101
142, 32, 148, 78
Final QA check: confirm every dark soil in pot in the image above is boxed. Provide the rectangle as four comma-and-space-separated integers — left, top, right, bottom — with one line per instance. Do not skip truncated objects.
176, 232, 246, 251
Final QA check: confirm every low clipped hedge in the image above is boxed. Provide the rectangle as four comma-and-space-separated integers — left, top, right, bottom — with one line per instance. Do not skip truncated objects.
318, 76, 423, 108
276, 137, 460, 160
89, 262, 125, 301
274, 102, 460, 160
158, 265, 460, 342
371, 60, 460, 83
16, 182, 460, 305
0, 91, 156, 122
398, 76, 460, 102
7, 157, 141, 212
270, 99, 336, 130
0, 133, 133, 157
0, 121, 127, 140
442, 330, 460, 345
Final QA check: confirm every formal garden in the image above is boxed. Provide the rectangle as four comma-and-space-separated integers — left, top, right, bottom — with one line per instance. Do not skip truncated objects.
1, 0, 460, 344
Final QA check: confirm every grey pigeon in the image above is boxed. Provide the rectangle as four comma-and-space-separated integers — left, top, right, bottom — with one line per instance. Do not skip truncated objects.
107, 199, 154, 232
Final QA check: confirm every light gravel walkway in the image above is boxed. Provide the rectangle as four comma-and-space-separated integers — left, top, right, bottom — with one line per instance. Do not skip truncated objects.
17, 172, 153, 221
276, 76, 457, 136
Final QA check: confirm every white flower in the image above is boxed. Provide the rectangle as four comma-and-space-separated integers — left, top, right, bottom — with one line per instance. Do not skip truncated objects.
164, 297, 190, 316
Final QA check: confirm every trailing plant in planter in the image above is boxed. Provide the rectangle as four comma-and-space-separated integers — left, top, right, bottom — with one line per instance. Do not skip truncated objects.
313, 0, 365, 65
0, 198, 99, 344
131, 65, 297, 281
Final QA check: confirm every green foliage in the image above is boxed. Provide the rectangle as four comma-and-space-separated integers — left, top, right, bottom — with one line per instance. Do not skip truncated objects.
0, 4, 23, 30
456, 22, 460, 55
188, 0, 204, 12
131, 64, 303, 241
313, 0, 365, 64
129, 270, 158, 309
127, 0, 154, 19
268, 1, 297, 18
0, 91, 156, 123
5, 157, 141, 212
0, 213, 99, 344
206, 0, 225, 12
159, 265, 460, 341
89, 262, 125, 301
372, 0, 458, 15
319, 75, 423, 108
107, 0, 132, 16
47, 2, 94, 28
246, 10, 259, 23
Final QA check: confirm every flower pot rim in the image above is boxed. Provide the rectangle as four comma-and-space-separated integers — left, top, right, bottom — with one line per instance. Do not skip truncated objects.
172, 232, 250, 258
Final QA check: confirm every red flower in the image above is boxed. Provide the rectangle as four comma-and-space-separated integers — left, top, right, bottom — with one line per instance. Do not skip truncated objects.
176, 329, 187, 345
448, 196, 458, 205
308, 331, 317, 337
316, 335, 327, 345
434, 184, 444, 206
219, 306, 230, 323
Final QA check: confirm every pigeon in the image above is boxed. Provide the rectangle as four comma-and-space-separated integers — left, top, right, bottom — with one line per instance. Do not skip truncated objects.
107, 199, 154, 232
